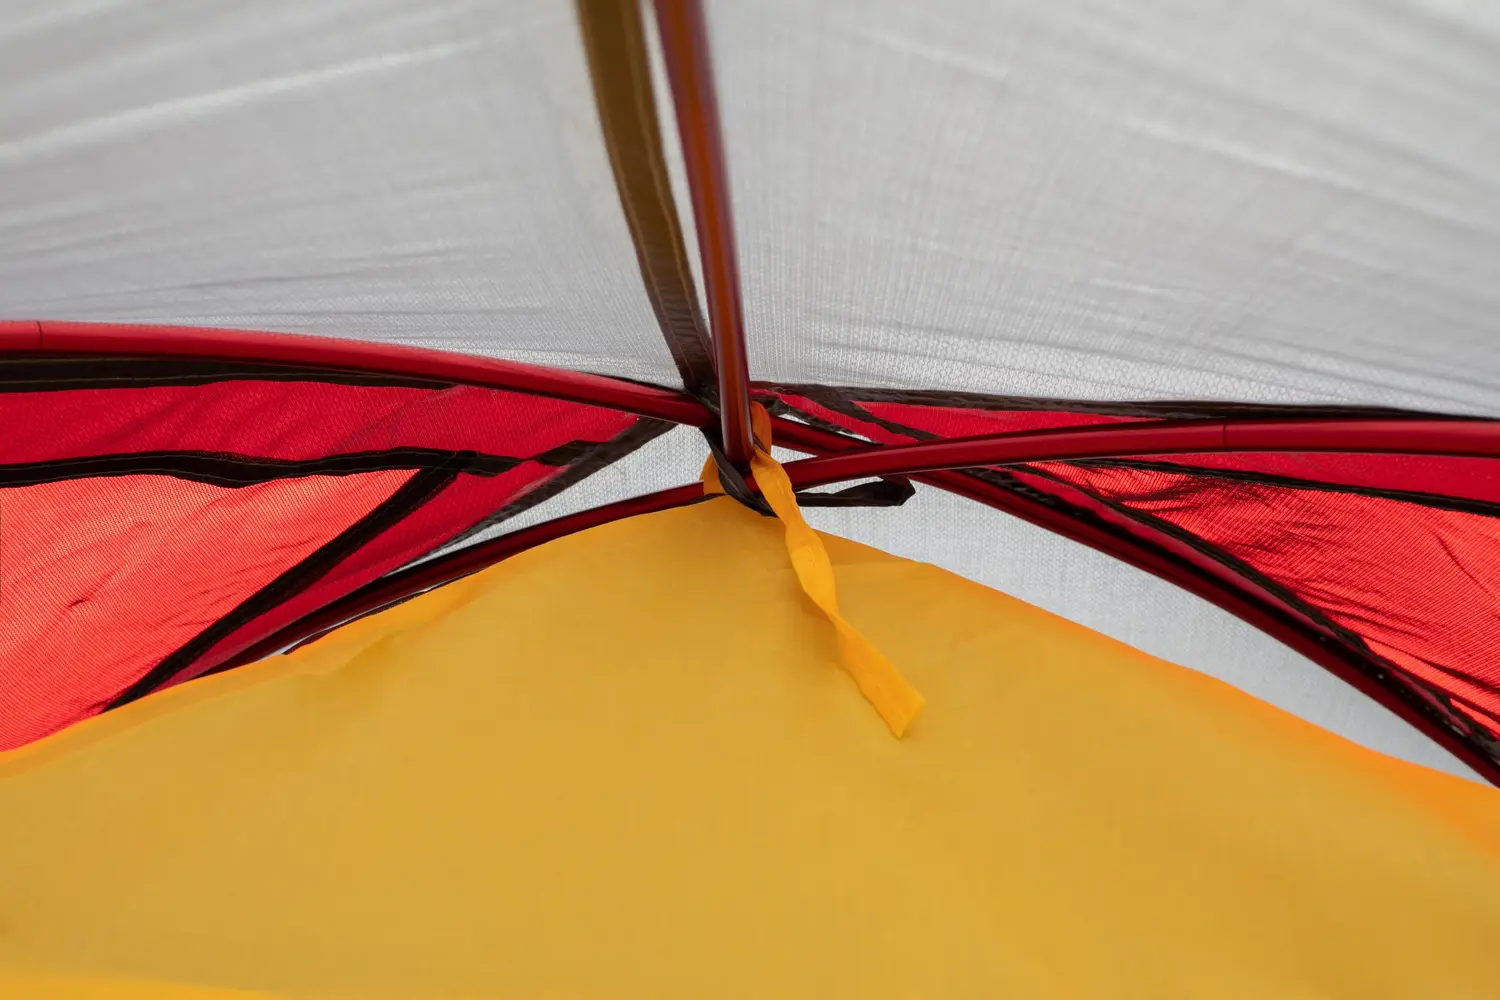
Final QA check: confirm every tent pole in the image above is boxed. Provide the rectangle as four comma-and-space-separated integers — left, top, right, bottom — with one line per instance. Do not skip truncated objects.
575, 0, 718, 394
776, 417, 1500, 487
1, 320, 711, 426
652, 0, 755, 469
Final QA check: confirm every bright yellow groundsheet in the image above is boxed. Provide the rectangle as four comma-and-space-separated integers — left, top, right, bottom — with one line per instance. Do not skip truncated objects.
2, 498, 1499, 998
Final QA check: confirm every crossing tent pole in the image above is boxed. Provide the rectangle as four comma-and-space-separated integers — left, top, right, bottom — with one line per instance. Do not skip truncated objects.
775, 418, 1500, 487
1, 320, 712, 426
651, 0, 756, 469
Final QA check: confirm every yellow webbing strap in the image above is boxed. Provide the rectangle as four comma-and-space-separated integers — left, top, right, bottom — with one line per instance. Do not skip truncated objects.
703, 404, 924, 736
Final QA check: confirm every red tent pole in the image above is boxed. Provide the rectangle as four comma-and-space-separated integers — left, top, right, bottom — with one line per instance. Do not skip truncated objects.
777, 417, 1500, 487
652, 0, 755, 469
0, 320, 712, 427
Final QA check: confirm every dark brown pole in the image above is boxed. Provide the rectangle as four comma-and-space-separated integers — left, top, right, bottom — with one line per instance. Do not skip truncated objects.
651, 0, 755, 468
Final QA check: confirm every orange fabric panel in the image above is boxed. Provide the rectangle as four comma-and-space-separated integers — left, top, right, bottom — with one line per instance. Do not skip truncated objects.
0, 471, 412, 748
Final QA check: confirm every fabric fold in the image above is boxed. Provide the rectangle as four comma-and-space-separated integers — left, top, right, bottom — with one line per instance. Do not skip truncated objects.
702, 403, 924, 736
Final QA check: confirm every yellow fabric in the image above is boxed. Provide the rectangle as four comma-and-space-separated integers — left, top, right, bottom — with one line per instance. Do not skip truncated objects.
3, 499, 1500, 998
700, 403, 923, 735
0, 971, 273, 998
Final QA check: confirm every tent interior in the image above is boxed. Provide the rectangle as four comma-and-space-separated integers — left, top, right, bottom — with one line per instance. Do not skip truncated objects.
3, 0, 1500, 996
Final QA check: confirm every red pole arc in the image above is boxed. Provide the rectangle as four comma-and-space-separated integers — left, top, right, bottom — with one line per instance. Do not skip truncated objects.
776, 418, 1500, 489
3, 320, 712, 427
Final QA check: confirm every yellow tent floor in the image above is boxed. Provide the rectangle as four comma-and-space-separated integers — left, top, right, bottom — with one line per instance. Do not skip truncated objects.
3, 497, 1500, 998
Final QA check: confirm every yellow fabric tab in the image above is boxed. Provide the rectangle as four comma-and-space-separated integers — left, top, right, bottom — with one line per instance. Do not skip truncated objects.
704, 404, 924, 736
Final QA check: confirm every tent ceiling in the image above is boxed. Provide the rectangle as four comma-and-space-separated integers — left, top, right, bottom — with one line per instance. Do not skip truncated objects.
0, 0, 681, 383
5, 1, 1499, 410
711, 0, 1500, 412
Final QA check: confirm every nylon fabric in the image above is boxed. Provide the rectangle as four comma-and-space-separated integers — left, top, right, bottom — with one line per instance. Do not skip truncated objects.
702, 404, 923, 735
767, 386, 1500, 768
0, 0, 682, 384
793, 484, 1483, 779
0, 972, 273, 999
709, 0, 1500, 414
2, 500, 1499, 997
472, 425, 1479, 776
4, 0, 1497, 411
745, 448, 924, 736
0, 470, 412, 748
0, 375, 651, 735
1038, 462, 1500, 740
0, 381, 639, 468
1103, 452, 1500, 510
177, 467, 556, 690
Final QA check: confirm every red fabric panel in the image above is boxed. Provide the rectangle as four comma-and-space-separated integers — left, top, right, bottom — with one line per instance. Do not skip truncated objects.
764, 391, 1134, 445
0, 471, 411, 749
1122, 452, 1500, 507
0, 377, 643, 740
759, 392, 888, 443
0, 382, 635, 466
1457, 702, 1500, 734
860, 402, 1137, 438
180, 465, 564, 687
1037, 462, 1500, 736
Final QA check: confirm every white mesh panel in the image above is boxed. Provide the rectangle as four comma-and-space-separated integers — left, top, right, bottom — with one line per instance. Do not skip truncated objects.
708, 0, 1500, 415
0, 0, 679, 383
